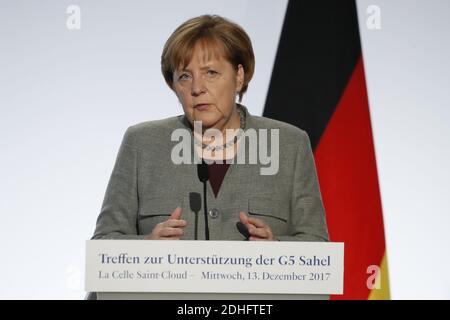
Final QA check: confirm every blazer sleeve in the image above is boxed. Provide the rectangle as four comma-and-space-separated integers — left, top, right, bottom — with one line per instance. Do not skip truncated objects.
277, 130, 330, 242
91, 126, 145, 240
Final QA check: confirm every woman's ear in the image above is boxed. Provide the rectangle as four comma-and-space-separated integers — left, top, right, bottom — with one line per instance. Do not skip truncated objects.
236, 64, 245, 93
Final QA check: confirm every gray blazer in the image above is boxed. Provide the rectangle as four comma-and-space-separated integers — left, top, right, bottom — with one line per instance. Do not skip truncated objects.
91, 106, 328, 242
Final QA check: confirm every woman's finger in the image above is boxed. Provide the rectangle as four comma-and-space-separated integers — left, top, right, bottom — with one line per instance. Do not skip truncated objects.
248, 225, 269, 238
249, 236, 269, 241
160, 227, 184, 237
164, 219, 187, 228
160, 236, 181, 240
170, 207, 183, 219
239, 211, 249, 224
247, 216, 267, 228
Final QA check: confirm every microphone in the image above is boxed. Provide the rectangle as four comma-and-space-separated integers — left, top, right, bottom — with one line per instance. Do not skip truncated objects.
197, 160, 209, 182
236, 221, 250, 240
189, 192, 201, 240
197, 160, 210, 240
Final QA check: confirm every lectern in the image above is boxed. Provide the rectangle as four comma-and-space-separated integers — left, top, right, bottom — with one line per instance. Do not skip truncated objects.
85, 240, 344, 300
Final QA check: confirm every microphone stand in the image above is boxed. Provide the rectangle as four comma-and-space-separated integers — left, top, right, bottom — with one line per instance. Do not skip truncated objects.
189, 192, 201, 240
203, 178, 209, 240
197, 160, 210, 240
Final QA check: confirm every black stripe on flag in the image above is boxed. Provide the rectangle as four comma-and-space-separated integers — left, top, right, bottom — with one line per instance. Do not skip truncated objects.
263, 0, 362, 150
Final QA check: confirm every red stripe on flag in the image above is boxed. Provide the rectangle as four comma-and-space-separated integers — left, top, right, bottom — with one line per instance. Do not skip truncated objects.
314, 56, 386, 299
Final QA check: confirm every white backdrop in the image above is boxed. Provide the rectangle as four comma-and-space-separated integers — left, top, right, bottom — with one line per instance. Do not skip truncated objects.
0, 0, 288, 299
357, 0, 450, 299
0, 0, 449, 299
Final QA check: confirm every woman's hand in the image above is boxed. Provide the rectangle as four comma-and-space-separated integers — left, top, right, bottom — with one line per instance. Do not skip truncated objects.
239, 211, 276, 241
144, 207, 187, 240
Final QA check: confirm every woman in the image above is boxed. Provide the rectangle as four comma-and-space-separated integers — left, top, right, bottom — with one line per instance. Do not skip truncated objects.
91, 15, 328, 242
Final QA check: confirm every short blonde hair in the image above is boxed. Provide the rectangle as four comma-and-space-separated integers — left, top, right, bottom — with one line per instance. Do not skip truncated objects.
161, 15, 255, 102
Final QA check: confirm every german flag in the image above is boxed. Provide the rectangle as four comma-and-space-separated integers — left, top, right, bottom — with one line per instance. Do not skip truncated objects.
264, 0, 390, 300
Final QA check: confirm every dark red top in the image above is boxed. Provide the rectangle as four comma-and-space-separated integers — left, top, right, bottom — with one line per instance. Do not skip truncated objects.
207, 163, 231, 198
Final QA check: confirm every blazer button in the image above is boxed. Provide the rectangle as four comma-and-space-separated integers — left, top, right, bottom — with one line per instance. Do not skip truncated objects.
208, 208, 220, 219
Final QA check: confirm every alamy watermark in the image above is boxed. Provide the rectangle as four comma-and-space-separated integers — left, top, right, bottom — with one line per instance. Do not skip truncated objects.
367, 264, 382, 290
66, 5, 81, 30
366, 5, 381, 30
171, 121, 280, 176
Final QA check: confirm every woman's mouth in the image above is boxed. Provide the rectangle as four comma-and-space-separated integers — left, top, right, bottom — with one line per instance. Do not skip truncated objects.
194, 103, 210, 111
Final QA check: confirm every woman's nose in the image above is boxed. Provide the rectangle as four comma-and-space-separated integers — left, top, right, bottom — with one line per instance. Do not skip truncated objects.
191, 76, 206, 96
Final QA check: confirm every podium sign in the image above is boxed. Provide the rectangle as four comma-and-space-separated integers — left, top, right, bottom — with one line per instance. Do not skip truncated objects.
86, 240, 344, 296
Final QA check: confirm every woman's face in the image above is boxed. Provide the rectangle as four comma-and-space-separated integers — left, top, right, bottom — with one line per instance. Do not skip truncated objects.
173, 42, 244, 131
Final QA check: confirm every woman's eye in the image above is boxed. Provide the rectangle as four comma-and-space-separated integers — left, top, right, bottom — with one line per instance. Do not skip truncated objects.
179, 73, 190, 80
207, 70, 218, 76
